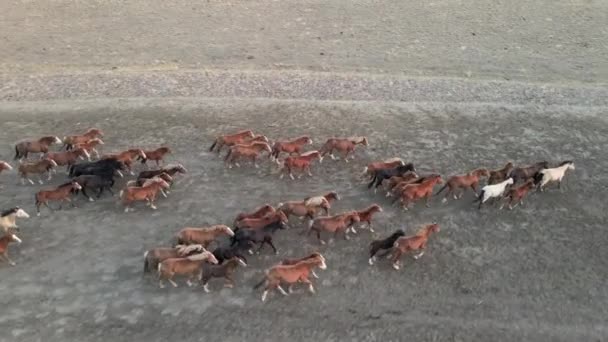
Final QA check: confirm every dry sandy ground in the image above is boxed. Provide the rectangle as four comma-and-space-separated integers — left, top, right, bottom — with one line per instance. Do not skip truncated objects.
0, 99, 606, 342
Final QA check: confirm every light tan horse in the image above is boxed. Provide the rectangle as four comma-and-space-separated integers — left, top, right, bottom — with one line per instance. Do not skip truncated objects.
157, 251, 218, 288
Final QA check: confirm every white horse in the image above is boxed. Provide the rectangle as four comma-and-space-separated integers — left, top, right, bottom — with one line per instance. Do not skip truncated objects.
0, 207, 30, 233
536, 161, 575, 191
475, 178, 513, 210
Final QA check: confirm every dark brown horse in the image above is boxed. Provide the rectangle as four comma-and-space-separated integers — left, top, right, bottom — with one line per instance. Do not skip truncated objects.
501, 179, 536, 210
488, 162, 514, 185
509, 161, 549, 184
14, 136, 62, 160
200, 256, 248, 293
361, 158, 404, 180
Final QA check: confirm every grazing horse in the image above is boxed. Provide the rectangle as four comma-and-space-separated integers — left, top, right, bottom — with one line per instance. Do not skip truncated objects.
102, 149, 147, 175
235, 210, 289, 231
509, 161, 549, 184
0, 232, 22, 266
270, 136, 313, 160
209, 130, 255, 154
398, 174, 444, 210
320, 137, 368, 161
362, 158, 405, 180
474, 178, 514, 210
368, 163, 416, 192
435, 168, 490, 202
175, 225, 235, 248
0, 161, 13, 175
368, 229, 406, 265
0, 207, 30, 233
201, 256, 248, 293
231, 220, 288, 255
253, 253, 327, 302
212, 243, 249, 265
534, 160, 575, 191
390, 223, 440, 270
143, 244, 206, 274
139, 147, 172, 168
137, 163, 187, 181
44, 148, 90, 171
224, 142, 272, 168
71, 174, 116, 202
119, 178, 170, 212
306, 211, 360, 244
303, 191, 340, 215
351, 204, 383, 233
68, 158, 126, 178
18, 159, 58, 185
14, 136, 62, 160
35, 181, 82, 216
385, 171, 420, 196
157, 251, 218, 288
233, 204, 276, 226
501, 179, 535, 210
488, 162, 514, 185
63, 128, 104, 150
279, 150, 323, 180
74, 138, 105, 160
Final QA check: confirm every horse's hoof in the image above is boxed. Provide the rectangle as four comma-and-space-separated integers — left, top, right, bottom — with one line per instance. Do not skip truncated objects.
89, 198, 95, 202
9, 262, 16, 266
392, 264, 400, 270
320, 240, 326, 245
368, 258, 374, 265
37, 213, 41, 217
441, 198, 447, 203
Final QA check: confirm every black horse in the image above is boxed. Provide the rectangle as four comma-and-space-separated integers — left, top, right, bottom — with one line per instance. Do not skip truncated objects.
368, 229, 406, 265
212, 243, 250, 265
368, 163, 416, 190
71, 174, 115, 201
230, 220, 287, 255
69, 159, 125, 178
508, 161, 549, 184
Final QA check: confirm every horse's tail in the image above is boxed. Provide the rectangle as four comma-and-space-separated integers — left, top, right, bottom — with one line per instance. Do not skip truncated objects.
209, 139, 218, 152
253, 275, 267, 290
143, 251, 150, 273
435, 183, 448, 196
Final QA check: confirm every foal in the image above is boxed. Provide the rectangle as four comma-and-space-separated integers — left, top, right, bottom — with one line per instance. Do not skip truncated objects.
200, 256, 248, 293
270, 136, 313, 160
175, 225, 235, 248
501, 179, 535, 210
320, 137, 368, 161
0, 231, 22, 266
157, 251, 218, 288
63, 128, 104, 150
0, 207, 30, 233
35, 181, 82, 216
279, 151, 323, 180
74, 138, 104, 160
139, 147, 172, 168
534, 160, 575, 191
224, 142, 272, 168
435, 168, 489, 202
14, 136, 62, 160
368, 229, 406, 265
18, 159, 58, 185
391, 223, 440, 270
119, 178, 170, 212
209, 130, 255, 154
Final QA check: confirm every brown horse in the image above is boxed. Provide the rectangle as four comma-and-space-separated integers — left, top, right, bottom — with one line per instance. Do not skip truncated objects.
488, 162, 514, 185
119, 178, 170, 212
63, 128, 104, 150
253, 253, 327, 302
235, 210, 289, 230
224, 142, 272, 168
201, 256, 248, 293
14, 136, 62, 160
391, 223, 440, 270
0, 231, 22, 266
157, 251, 218, 288
73, 138, 104, 160
139, 147, 172, 168
435, 168, 489, 202
279, 150, 323, 180
126, 173, 173, 198
501, 179, 536, 210
209, 130, 255, 154
303, 191, 340, 215
270, 136, 313, 160
280, 252, 323, 282
384, 171, 420, 196
175, 225, 236, 247
351, 204, 383, 233
18, 159, 58, 185
306, 211, 360, 244
44, 148, 90, 171
233, 204, 276, 226
102, 149, 147, 175
398, 174, 444, 210
362, 158, 404, 180
143, 244, 206, 274
277, 201, 319, 221
509, 161, 549, 184
35, 181, 82, 216
319, 137, 368, 162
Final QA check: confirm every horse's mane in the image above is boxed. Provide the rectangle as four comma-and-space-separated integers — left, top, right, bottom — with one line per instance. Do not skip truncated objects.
57, 181, 76, 188
0, 207, 19, 217
558, 160, 574, 166
164, 163, 184, 170
383, 157, 403, 163
349, 136, 366, 144
300, 150, 319, 156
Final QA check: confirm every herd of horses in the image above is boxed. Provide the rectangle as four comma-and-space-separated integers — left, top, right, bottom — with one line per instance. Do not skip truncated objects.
0, 128, 575, 302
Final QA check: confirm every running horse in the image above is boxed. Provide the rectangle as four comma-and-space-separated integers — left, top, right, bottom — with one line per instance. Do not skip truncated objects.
0, 207, 30, 233
18, 159, 58, 185
157, 251, 218, 288
63, 128, 104, 150
280, 252, 324, 283
534, 160, 575, 191
102, 149, 147, 175
35, 181, 82, 216
435, 168, 489, 202
306, 211, 360, 244
303, 191, 340, 215
235, 210, 289, 231
270, 136, 313, 161
174, 225, 235, 248
368, 229, 406, 265
384, 171, 420, 197
137, 163, 188, 181
390, 223, 440, 270
200, 256, 248, 293
0, 231, 22, 266
509, 161, 549, 184
253, 253, 327, 302
73, 138, 105, 160
44, 148, 91, 172
351, 204, 383, 233
361, 158, 405, 180
14, 136, 62, 160
209, 130, 255, 154
279, 150, 323, 180
224, 142, 272, 168
319, 137, 368, 162
119, 177, 170, 212
138, 147, 172, 168
143, 244, 206, 275
488, 162, 513, 185
233, 204, 276, 226
501, 179, 535, 210
398, 174, 444, 210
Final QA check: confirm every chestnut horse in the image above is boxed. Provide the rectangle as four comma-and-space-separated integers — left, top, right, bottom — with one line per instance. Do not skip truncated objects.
384, 171, 420, 197
280, 252, 323, 282
14, 136, 62, 160
351, 204, 383, 233
303, 191, 340, 215
18, 159, 58, 185
119, 177, 170, 212
488, 162, 514, 185
253, 253, 327, 302
320, 137, 368, 161
277, 201, 320, 221
279, 150, 323, 180
0, 207, 30, 233
306, 211, 360, 244
362, 158, 405, 180
435, 168, 489, 202
139, 147, 172, 168
35, 181, 82, 216
509, 161, 549, 184
44, 148, 90, 171
209, 130, 255, 154
391, 223, 440, 270
270, 136, 313, 161
74, 138, 105, 160
175, 225, 235, 248
102, 149, 147, 175
200, 256, 248, 293
126, 173, 173, 198
501, 179, 535, 210
235, 210, 289, 230
233, 204, 276, 226
157, 251, 218, 288
398, 174, 444, 210
143, 244, 206, 274
63, 128, 104, 150
0, 231, 22, 266
224, 142, 272, 168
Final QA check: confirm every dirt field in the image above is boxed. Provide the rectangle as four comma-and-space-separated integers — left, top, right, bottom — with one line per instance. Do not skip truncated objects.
0, 99, 606, 342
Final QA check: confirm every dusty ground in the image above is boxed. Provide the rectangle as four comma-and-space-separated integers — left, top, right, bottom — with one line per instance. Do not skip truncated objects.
0, 99, 606, 342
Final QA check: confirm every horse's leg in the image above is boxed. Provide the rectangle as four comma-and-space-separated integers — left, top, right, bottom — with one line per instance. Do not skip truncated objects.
65, 197, 76, 208
299, 276, 315, 294
37, 175, 44, 185
265, 237, 279, 255
316, 228, 325, 245
306, 165, 313, 177
224, 275, 235, 288
425, 192, 432, 207
252, 155, 259, 168
168, 274, 178, 287
2, 252, 16, 266
391, 249, 403, 270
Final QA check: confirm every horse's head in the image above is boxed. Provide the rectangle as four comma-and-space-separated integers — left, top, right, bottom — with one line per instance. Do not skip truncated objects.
170, 164, 187, 174
71, 181, 83, 191
428, 174, 443, 185
158, 147, 171, 154
15, 208, 30, 219
89, 138, 105, 146
87, 128, 104, 138
505, 177, 514, 186
222, 226, 235, 237
313, 254, 327, 270
133, 149, 147, 160
426, 223, 440, 234
347, 211, 361, 225
303, 136, 313, 145
41, 136, 62, 145
46, 159, 58, 168
560, 160, 575, 170
393, 229, 406, 238
369, 204, 383, 213
326, 191, 340, 201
